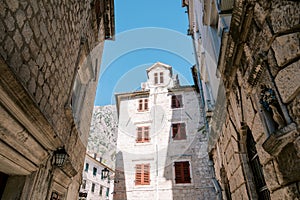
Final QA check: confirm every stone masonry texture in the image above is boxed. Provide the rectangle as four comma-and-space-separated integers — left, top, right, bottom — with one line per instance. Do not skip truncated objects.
0, 0, 112, 199
210, 0, 300, 200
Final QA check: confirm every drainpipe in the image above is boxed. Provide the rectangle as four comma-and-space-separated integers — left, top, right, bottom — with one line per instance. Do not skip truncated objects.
209, 160, 222, 200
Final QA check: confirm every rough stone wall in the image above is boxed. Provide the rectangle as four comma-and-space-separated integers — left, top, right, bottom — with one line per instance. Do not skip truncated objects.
0, 0, 103, 146
0, 0, 109, 199
211, 0, 300, 199
88, 105, 118, 169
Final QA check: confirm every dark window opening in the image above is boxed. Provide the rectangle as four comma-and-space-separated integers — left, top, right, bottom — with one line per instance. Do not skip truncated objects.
174, 161, 191, 184
171, 95, 183, 108
247, 130, 271, 200
172, 123, 186, 140
85, 163, 89, 172
91, 183, 95, 192
93, 167, 97, 176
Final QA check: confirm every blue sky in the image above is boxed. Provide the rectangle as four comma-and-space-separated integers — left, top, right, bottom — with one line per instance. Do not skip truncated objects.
94, 0, 195, 105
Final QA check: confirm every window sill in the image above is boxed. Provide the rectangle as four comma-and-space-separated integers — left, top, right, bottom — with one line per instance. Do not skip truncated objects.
134, 142, 153, 146
137, 110, 150, 113
171, 138, 187, 142
134, 184, 153, 189
174, 182, 193, 187
171, 107, 184, 110
262, 123, 298, 156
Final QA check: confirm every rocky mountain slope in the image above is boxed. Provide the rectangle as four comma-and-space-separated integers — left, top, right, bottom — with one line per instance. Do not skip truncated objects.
87, 105, 118, 169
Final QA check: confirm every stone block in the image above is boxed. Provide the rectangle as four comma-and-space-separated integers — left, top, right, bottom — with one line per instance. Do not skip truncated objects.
288, 95, 300, 126
253, 3, 268, 28
263, 161, 280, 191
22, 21, 33, 44
13, 29, 23, 50
16, 9, 26, 29
271, 183, 300, 200
275, 60, 300, 103
272, 33, 300, 67
250, 113, 265, 142
5, 0, 19, 12
270, 1, 300, 33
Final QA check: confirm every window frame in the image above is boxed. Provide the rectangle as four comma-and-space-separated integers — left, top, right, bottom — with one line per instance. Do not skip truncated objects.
84, 163, 89, 172
93, 167, 97, 176
137, 98, 149, 112
154, 72, 164, 84
171, 123, 187, 140
171, 95, 183, 109
136, 126, 150, 143
174, 161, 191, 184
135, 163, 150, 185
159, 72, 164, 83
91, 183, 95, 193
99, 185, 103, 196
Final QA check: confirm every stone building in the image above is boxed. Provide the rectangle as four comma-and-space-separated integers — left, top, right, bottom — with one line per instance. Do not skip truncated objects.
79, 153, 114, 200
0, 0, 114, 199
184, 0, 300, 199
114, 62, 217, 200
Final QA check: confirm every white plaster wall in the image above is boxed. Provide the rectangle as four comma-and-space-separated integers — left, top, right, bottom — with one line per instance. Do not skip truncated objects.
116, 64, 214, 199
81, 156, 113, 200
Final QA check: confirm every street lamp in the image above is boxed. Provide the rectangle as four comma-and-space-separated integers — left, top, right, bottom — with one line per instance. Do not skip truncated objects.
53, 148, 68, 167
101, 168, 109, 179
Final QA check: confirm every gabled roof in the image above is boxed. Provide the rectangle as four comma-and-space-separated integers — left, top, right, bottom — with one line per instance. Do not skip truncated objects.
146, 62, 173, 76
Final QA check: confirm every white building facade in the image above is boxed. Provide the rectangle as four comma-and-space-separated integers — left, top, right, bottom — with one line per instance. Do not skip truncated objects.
79, 154, 114, 200
114, 62, 217, 200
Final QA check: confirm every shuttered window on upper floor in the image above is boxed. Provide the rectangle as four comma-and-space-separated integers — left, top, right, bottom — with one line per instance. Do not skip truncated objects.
172, 123, 186, 140
136, 127, 150, 143
135, 164, 150, 185
171, 95, 183, 108
174, 161, 191, 184
138, 99, 149, 111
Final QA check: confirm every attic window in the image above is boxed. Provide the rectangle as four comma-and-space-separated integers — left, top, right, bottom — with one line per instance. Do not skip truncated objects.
154, 72, 164, 84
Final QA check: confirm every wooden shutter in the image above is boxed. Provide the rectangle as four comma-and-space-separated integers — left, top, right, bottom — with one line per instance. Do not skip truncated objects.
143, 164, 150, 184
174, 162, 182, 183
174, 161, 191, 184
172, 124, 179, 139
154, 73, 158, 84
171, 96, 177, 108
183, 162, 191, 183
144, 99, 148, 110
176, 95, 182, 108
160, 72, 164, 83
135, 164, 142, 185
138, 99, 143, 111
136, 127, 143, 142
135, 164, 150, 185
144, 127, 150, 142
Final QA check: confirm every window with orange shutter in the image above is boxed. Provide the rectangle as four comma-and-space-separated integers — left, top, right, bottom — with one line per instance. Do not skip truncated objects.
174, 161, 191, 184
135, 164, 150, 185
172, 123, 186, 140
136, 127, 150, 143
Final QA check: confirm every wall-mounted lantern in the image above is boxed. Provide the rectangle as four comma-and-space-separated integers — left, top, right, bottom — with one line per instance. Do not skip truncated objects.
53, 148, 68, 167
101, 168, 109, 179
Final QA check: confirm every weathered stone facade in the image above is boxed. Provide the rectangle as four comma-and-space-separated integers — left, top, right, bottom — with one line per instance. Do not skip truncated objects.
114, 62, 217, 200
185, 0, 300, 199
0, 0, 114, 199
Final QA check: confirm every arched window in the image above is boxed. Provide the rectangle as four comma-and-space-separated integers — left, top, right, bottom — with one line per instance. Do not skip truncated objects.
246, 130, 270, 200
